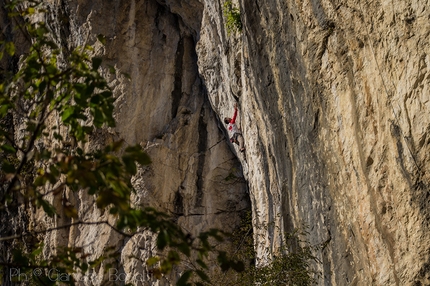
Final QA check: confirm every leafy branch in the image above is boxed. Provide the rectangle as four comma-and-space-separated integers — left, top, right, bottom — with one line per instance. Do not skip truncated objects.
223, 1, 242, 35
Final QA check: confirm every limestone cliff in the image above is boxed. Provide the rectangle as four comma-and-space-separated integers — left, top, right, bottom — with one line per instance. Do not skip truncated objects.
51, 0, 251, 284
2, 0, 249, 285
197, 0, 430, 285
3, 0, 430, 285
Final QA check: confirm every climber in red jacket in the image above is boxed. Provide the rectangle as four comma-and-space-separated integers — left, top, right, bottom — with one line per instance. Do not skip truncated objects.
224, 103, 245, 152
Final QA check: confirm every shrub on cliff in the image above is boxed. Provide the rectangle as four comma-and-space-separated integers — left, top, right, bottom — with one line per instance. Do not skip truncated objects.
209, 212, 322, 285
223, 1, 242, 35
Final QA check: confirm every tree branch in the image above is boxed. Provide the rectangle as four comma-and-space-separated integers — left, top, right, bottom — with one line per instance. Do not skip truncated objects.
0, 220, 132, 242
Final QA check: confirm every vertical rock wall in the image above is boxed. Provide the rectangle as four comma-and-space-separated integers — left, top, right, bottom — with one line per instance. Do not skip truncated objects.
197, 0, 430, 285
4, 0, 430, 285
6, 0, 250, 285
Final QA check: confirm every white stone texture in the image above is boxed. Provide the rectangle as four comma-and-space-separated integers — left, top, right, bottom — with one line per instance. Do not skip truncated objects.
6, 0, 430, 284
197, 0, 430, 284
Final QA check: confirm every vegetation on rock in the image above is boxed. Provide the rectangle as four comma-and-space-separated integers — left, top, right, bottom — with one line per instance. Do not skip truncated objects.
223, 1, 242, 35
210, 211, 322, 285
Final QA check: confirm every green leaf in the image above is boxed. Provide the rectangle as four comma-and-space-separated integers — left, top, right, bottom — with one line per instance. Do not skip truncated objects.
53, 132, 63, 140
5, 42, 15, 56
12, 249, 29, 265
122, 156, 137, 175
1, 144, 16, 154
45, 63, 58, 74
195, 270, 209, 282
31, 246, 43, 257
45, 40, 58, 50
92, 57, 102, 70
157, 230, 169, 250
93, 108, 104, 127
49, 164, 60, 177
81, 262, 88, 272
64, 205, 78, 218
108, 65, 116, 74
124, 145, 151, 165
146, 257, 160, 267
0, 103, 10, 116
97, 34, 106, 45
2, 161, 16, 173
34, 175, 47, 187
90, 94, 101, 105
61, 106, 75, 122
40, 149, 52, 160
196, 259, 207, 269
178, 244, 191, 257
167, 250, 180, 263
231, 261, 245, 272
136, 151, 151, 166
82, 126, 93, 134
39, 199, 56, 217
176, 270, 192, 286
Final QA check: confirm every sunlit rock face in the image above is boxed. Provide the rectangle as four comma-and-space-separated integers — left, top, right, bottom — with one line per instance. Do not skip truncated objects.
3, 0, 430, 284
197, 0, 430, 285
5, 0, 249, 285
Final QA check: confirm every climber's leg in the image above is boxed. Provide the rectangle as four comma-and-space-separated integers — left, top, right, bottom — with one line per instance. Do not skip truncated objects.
237, 134, 245, 152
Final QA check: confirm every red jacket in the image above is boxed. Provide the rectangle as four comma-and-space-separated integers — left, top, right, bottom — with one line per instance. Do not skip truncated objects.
227, 108, 239, 137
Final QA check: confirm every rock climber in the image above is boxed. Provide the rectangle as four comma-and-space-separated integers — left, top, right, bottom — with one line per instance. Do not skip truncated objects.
224, 103, 245, 152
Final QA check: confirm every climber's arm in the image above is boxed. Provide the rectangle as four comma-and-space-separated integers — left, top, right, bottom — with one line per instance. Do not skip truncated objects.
231, 105, 238, 124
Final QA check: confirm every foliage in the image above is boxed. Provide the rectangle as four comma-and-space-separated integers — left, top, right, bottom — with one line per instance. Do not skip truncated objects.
223, 1, 242, 35
248, 229, 322, 286
209, 212, 322, 286
0, 1, 244, 285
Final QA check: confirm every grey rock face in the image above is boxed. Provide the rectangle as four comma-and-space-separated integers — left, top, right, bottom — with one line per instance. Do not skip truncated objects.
197, 0, 430, 285
1, 0, 249, 285
65, 1, 250, 283
3, 0, 430, 285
